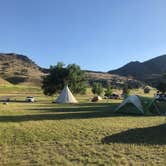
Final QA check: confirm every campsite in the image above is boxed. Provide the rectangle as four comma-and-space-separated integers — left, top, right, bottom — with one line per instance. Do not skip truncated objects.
0, 84, 165, 165
1, 1, 166, 165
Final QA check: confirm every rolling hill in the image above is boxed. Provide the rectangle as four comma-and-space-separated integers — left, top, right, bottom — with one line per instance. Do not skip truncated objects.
109, 54, 166, 85
84, 70, 143, 88
0, 53, 142, 88
0, 77, 12, 86
0, 53, 43, 86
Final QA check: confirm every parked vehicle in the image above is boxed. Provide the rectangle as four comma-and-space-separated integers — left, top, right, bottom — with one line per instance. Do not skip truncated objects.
104, 92, 120, 99
155, 93, 166, 101
25, 96, 35, 102
110, 93, 120, 99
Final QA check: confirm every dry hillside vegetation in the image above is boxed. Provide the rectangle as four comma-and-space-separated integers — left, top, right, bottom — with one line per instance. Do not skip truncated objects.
0, 77, 11, 86
109, 54, 166, 85
85, 71, 143, 88
0, 53, 44, 86
86, 71, 127, 81
0, 53, 143, 88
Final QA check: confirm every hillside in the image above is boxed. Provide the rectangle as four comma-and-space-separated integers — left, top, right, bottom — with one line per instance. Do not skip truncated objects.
0, 77, 12, 86
0, 53, 43, 86
0, 53, 143, 88
85, 70, 143, 88
109, 54, 166, 85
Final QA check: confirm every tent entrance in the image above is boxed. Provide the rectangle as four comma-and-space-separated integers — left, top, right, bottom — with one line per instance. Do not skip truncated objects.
116, 103, 144, 115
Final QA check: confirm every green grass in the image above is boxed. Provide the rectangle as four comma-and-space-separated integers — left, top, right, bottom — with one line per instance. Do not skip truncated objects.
0, 86, 165, 165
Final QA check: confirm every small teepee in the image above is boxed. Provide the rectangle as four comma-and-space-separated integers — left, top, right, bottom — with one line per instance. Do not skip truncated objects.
55, 85, 78, 103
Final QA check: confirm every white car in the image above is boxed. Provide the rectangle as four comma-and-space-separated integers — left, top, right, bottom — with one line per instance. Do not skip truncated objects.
26, 96, 35, 102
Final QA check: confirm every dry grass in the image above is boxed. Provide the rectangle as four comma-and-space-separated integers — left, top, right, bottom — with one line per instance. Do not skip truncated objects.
0, 86, 165, 166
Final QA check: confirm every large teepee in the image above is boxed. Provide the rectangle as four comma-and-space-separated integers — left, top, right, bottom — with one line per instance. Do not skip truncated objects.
55, 85, 78, 103
115, 95, 144, 114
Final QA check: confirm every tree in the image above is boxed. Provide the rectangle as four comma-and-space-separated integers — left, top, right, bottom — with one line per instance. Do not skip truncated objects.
156, 82, 166, 94
67, 64, 86, 94
104, 81, 113, 98
92, 82, 103, 96
122, 84, 130, 98
42, 62, 86, 96
42, 62, 68, 96
144, 86, 151, 94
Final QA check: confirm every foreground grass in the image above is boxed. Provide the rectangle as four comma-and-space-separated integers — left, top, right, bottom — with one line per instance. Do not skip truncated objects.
0, 87, 165, 165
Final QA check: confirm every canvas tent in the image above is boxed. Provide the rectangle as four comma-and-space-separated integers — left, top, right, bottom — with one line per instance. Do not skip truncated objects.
91, 96, 102, 102
115, 95, 144, 115
55, 85, 78, 103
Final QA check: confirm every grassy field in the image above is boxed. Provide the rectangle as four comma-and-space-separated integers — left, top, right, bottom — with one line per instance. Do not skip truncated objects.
0, 86, 165, 166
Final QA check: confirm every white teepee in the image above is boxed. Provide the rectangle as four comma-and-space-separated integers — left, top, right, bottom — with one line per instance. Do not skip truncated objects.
55, 85, 78, 103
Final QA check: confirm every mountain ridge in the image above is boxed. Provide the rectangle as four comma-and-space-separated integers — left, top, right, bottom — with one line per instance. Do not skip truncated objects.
109, 54, 166, 85
0, 53, 43, 86
0, 53, 142, 88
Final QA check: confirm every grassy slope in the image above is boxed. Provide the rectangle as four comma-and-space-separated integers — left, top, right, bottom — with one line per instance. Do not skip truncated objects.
0, 53, 43, 87
0, 86, 165, 166
0, 77, 12, 86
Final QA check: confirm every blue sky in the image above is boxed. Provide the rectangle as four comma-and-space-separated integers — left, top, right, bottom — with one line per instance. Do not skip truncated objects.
0, 0, 166, 71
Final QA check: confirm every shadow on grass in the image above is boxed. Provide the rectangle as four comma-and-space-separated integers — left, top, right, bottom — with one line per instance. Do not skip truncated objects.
101, 123, 166, 145
0, 103, 119, 122
0, 100, 28, 103
0, 102, 157, 122
26, 103, 117, 112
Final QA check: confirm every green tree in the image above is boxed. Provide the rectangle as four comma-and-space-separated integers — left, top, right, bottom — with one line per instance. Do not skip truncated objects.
122, 84, 130, 98
92, 82, 103, 96
42, 62, 68, 96
104, 81, 112, 98
42, 62, 86, 96
156, 82, 166, 94
144, 86, 151, 94
67, 64, 86, 94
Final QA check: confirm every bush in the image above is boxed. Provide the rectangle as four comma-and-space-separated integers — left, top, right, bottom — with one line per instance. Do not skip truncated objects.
122, 85, 130, 98
91, 82, 103, 96
144, 86, 151, 94
156, 82, 166, 94
104, 81, 113, 98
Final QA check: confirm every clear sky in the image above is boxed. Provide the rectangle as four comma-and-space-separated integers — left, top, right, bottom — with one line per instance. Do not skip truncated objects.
0, 0, 166, 71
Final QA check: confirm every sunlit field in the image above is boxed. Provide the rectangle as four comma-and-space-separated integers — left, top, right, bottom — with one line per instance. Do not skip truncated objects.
0, 86, 165, 165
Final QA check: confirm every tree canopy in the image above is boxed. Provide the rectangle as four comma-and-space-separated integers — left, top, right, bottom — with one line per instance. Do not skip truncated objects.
42, 62, 86, 96
156, 74, 166, 94
104, 81, 113, 98
67, 64, 86, 94
122, 84, 130, 98
156, 82, 166, 94
91, 82, 103, 96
